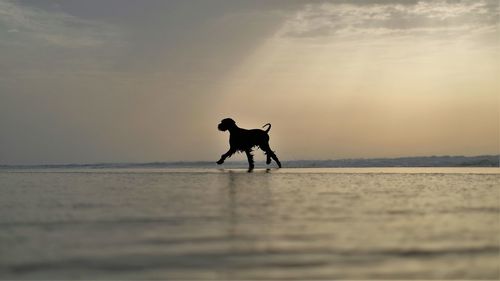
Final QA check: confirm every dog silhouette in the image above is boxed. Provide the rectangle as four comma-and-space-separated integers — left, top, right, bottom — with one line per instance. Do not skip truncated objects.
216, 118, 281, 170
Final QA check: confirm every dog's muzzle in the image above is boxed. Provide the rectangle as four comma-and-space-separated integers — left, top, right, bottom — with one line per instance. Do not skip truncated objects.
218, 123, 226, 131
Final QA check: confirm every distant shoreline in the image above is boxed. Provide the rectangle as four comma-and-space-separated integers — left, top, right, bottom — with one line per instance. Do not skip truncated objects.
1, 155, 498, 169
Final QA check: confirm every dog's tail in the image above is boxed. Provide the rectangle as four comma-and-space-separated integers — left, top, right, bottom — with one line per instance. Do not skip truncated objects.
262, 123, 271, 133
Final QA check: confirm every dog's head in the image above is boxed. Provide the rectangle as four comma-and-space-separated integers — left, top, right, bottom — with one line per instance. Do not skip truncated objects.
218, 118, 236, 132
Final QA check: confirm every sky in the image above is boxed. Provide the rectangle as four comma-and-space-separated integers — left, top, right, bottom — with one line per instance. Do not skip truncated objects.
0, 0, 498, 164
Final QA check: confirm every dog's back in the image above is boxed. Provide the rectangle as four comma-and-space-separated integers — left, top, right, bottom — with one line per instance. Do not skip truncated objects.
230, 128, 269, 151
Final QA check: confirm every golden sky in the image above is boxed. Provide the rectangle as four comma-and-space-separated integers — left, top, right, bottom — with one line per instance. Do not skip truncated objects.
0, 0, 498, 164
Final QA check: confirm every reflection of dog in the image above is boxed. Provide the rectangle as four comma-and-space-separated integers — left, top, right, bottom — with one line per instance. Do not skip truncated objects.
216, 118, 282, 170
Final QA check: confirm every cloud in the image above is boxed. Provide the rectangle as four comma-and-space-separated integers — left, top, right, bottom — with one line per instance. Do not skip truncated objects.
279, 0, 499, 40
0, 0, 119, 48
0, 0, 124, 78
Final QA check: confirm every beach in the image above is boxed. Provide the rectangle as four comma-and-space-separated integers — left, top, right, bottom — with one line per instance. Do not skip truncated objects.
0, 168, 499, 279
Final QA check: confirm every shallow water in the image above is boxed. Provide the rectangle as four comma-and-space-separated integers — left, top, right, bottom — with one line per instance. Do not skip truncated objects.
0, 168, 499, 279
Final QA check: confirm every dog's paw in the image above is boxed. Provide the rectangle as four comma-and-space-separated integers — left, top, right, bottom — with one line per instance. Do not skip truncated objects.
216, 160, 224, 165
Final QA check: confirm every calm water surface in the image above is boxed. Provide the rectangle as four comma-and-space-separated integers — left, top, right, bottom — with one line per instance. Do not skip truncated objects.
0, 168, 499, 279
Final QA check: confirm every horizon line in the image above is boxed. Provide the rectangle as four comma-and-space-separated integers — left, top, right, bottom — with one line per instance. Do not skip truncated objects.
1, 154, 498, 167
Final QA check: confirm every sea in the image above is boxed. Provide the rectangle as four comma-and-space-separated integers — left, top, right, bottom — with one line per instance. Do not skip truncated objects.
0, 166, 499, 279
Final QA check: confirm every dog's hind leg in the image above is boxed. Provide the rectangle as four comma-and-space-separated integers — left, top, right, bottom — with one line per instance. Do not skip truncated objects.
270, 152, 281, 168
260, 143, 272, 164
261, 143, 282, 168
245, 149, 254, 171
261, 144, 273, 165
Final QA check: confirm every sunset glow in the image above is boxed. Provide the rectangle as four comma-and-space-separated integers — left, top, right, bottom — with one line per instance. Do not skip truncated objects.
0, 0, 498, 164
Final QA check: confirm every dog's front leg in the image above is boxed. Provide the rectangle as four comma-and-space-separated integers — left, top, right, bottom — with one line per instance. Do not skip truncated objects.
245, 150, 254, 171
216, 148, 236, 165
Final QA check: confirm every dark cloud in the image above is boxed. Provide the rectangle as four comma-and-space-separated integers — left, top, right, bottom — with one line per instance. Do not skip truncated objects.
281, 0, 499, 39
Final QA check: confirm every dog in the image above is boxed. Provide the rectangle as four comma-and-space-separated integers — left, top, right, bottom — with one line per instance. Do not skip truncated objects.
216, 118, 282, 170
